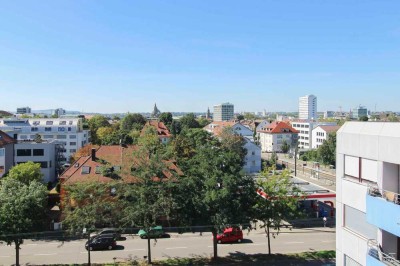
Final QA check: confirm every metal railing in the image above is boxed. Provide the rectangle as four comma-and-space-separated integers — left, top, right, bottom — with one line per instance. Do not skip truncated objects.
368, 239, 400, 266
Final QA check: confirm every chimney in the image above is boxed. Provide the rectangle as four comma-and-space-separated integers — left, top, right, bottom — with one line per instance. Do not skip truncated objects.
91, 148, 96, 161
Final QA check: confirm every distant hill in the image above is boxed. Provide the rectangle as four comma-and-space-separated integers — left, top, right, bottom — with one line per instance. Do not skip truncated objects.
0, 110, 13, 117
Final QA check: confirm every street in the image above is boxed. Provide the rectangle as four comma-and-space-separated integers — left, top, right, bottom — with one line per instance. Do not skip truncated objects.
0, 228, 335, 265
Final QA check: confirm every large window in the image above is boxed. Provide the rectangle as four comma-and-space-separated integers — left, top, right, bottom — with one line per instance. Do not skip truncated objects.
0, 148, 5, 156
35, 161, 48, 168
33, 149, 44, 156
17, 149, 31, 156
344, 205, 376, 239
57, 135, 67, 139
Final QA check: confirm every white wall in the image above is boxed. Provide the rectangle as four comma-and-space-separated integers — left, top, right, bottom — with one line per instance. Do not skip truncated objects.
342, 179, 368, 212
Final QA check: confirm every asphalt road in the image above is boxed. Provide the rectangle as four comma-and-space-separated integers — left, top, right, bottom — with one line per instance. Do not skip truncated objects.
0, 228, 335, 265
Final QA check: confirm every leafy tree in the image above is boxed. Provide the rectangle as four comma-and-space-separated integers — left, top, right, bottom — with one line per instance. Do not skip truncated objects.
236, 114, 244, 120
5, 162, 43, 185
120, 113, 146, 131
359, 115, 369, 121
387, 113, 399, 122
138, 126, 163, 155
197, 117, 211, 128
180, 113, 200, 129
62, 181, 125, 231
0, 178, 48, 266
159, 112, 173, 128
254, 168, 303, 254
96, 127, 115, 144
170, 120, 182, 136
318, 132, 336, 165
88, 115, 110, 144
269, 152, 278, 166
243, 112, 256, 120
280, 140, 290, 154
219, 127, 246, 162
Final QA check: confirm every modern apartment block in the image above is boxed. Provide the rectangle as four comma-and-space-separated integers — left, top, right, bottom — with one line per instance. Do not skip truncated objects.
213, 103, 234, 122
336, 122, 400, 266
299, 95, 317, 120
16, 106, 31, 114
0, 118, 89, 163
352, 105, 368, 120
291, 120, 337, 150
258, 121, 298, 152
311, 125, 341, 149
0, 130, 16, 178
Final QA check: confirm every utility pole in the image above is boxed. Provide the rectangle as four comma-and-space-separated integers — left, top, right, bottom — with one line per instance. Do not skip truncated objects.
83, 228, 91, 266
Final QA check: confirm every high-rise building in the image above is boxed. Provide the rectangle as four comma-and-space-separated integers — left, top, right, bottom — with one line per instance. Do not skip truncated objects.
213, 103, 234, 121
336, 122, 400, 265
299, 95, 317, 120
16, 107, 31, 114
351, 105, 368, 120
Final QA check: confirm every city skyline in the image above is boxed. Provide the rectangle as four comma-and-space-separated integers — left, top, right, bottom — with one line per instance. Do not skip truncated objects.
1, 1, 400, 113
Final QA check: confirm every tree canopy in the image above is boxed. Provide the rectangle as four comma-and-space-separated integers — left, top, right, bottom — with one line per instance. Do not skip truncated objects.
120, 113, 146, 131
5, 161, 43, 185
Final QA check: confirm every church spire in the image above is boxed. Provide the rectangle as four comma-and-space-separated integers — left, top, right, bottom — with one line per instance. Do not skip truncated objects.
151, 103, 161, 118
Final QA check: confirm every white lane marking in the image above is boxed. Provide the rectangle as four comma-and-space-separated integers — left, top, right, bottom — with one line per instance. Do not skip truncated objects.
321, 240, 335, 243
166, 247, 187, 250
247, 243, 264, 246
124, 249, 145, 251
0, 255, 11, 258
27, 244, 38, 246
286, 241, 304, 244
34, 253, 57, 256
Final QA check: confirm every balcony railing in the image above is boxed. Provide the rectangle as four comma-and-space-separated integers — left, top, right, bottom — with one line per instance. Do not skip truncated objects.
368, 186, 400, 205
368, 239, 400, 266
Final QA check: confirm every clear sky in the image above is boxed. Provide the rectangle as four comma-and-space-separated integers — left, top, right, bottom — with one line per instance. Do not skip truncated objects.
1, 1, 399, 113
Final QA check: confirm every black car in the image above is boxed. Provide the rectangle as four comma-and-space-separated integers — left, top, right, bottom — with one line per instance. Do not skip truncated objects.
85, 236, 116, 251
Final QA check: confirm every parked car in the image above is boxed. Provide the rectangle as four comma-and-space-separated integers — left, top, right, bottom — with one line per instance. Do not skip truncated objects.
138, 226, 165, 239
85, 236, 116, 251
216, 227, 243, 244
90, 228, 121, 240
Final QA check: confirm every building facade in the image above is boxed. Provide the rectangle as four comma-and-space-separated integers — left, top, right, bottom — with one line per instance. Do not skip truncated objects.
336, 122, 400, 266
0, 130, 16, 178
311, 125, 341, 149
0, 118, 89, 163
258, 122, 298, 152
299, 95, 317, 120
352, 105, 368, 120
16, 106, 31, 114
291, 120, 337, 150
213, 103, 234, 122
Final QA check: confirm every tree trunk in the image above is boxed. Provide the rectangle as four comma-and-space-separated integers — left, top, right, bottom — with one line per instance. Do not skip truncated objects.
267, 224, 271, 255
15, 241, 20, 266
212, 230, 218, 259
147, 236, 151, 264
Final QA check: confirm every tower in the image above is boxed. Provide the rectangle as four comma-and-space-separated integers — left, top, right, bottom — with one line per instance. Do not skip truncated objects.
298, 95, 317, 120
151, 103, 161, 118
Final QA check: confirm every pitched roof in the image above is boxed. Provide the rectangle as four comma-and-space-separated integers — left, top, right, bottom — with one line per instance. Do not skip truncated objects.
318, 125, 341, 133
0, 130, 16, 146
257, 121, 299, 134
142, 121, 171, 138
60, 145, 182, 185
203, 121, 238, 136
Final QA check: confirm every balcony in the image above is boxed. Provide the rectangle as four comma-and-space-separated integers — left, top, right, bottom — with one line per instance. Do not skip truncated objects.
367, 240, 400, 266
366, 187, 400, 237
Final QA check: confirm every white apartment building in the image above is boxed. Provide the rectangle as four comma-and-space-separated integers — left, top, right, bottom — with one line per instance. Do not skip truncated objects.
311, 125, 341, 149
336, 122, 400, 266
0, 118, 89, 163
291, 120, 337, 150
258, 121, 298, 152
299, 94, 317, 120
213, 103, 234, 122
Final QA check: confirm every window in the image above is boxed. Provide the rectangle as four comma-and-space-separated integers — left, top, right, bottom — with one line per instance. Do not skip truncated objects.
33, 149, 44, 156
58, 127, 65, 132
344, 205, 376, 239
57, 135, 67, 139
17, 149, 31, 156
81, 166, 91, 174
95, 166, 102, 174
251, 151, 255, 155
31, 127, 38, 132
36, 161, 48, 168
32, 121, 40, 126
43, 135, 53, 139
70, 142, 76, 146
46, 121, 53, 125
69, 121, 73, 125
0, 148, 5, 156
69, 135, 76, 139
68, 127, 72, 131
70, 149, 76, 153
45, 127, 52, 131
59, 121, 67, 125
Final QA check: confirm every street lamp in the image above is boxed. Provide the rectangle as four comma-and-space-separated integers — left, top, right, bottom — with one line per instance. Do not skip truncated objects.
83, 228, 91, 266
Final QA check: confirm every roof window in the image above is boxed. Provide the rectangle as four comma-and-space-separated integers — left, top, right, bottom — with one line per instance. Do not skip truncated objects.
81, 166, 91, 174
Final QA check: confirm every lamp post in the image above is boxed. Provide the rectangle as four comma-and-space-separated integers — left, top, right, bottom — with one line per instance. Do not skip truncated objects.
83, 228, 91, 266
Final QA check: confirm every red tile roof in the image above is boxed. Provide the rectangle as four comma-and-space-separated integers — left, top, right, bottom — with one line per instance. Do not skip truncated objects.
203, 121, 237, 136
0, 130, 16, 146
60, 145, 182, 185
257, 121, 299, 134
142, 121, 171, 138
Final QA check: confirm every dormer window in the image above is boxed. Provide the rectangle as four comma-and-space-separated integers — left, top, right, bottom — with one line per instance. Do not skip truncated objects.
81, 166, 91, 174
59, 121, 67, 125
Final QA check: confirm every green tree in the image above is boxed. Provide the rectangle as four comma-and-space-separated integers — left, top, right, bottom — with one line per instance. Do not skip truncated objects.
254, 168, 303, 254
219, 127, 246, 162
170, 120, 182, 136
120, 113, 146, 131
96, 127, 115, 144
159, 112, 173, 128
180, 113, 200, 129
197, 117, 211, 128
243, 112, 256, 120
318, 132, 337, 165
280, 140, 290, 154
6, 162, 43, 185
236, 114, 244, 120
0, 179, 48, 266
359, 115, 369, 121
88, 115, 110, 144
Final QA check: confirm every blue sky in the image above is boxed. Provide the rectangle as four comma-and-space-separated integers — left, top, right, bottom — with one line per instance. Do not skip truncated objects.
1, 1, 399, 113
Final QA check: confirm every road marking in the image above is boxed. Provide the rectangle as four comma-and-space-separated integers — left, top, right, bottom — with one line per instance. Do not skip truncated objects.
0, 255, 10, 258
34, 253, 57, 256
321, 240, 335, 243
247, 243, 264, 246
166, 247, 187, 250
286, 241, 304, 244
124, 249, 145, 251
27, 243, 38, 246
